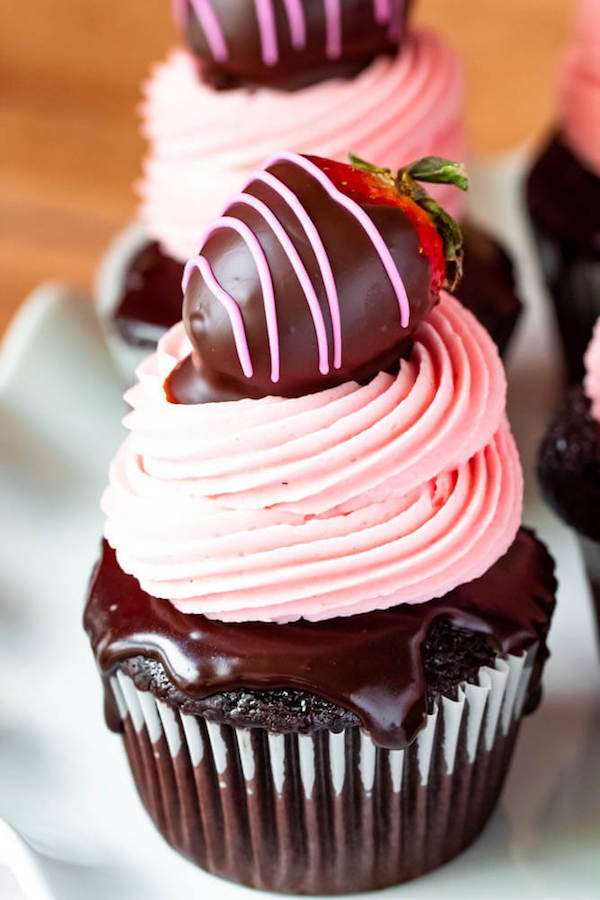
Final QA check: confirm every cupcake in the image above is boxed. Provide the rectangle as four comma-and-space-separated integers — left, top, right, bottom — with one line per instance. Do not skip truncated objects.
86, 152, 555, 892
172, 0, 414, 88
526, 0, 600, 384
98, 2, 522, 382
539, 318, 600, 637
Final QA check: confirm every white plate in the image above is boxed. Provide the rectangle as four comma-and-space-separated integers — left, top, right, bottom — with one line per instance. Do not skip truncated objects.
1, 158, 599, 900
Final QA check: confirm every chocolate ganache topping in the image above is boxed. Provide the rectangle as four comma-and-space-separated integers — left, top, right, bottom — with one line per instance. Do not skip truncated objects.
172, 0, 413, 90
85, 529, 556, 749
166, 152, 467, 403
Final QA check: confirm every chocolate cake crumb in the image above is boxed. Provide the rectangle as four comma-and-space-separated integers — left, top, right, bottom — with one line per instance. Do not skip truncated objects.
422, 618, 496, 702
121, 617, 498, 736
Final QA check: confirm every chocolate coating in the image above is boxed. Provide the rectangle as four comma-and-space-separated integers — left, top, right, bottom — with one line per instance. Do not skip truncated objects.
527, 133, 600, 383
84, 529, 556, 749
111, 225, 521, 368
538, 386, 600, 542
178, 0, 411, 90
167, 156, 434, 403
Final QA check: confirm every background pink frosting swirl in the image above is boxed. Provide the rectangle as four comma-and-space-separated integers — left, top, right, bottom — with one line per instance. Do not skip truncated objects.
584, 317, 600, 421
139, 28, 466, 263
559, 0, 600, 177
102, 292, 523, 623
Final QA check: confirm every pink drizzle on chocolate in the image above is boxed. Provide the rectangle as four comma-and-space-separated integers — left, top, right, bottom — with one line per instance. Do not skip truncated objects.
174, 0, 404, 63
173, 0, 228, 61
324, 0, 342, 58
167, 152, 426, 402
251, 169, 342, 369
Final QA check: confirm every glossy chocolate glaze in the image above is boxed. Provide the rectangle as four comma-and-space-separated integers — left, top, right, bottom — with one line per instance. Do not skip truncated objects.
117, 615, 497, 735
527, 134, 600, 383
166, 155, 434, 403
84, 529, 556, 749
178, 0, 411, 90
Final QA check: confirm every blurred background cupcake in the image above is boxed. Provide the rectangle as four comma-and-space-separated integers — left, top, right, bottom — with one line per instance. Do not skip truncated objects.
539, 318, 600, 639
98, 0, 523, 382
526, 0, 600, 384
3, 1, 577, 352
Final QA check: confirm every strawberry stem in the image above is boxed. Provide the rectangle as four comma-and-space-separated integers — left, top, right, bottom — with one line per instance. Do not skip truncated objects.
348, 153, 468, 292
404, 157, 469, 192
395, 157, 468, 292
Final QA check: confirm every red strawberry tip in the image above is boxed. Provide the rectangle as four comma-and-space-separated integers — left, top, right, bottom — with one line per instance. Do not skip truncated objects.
349, 153, 468, 292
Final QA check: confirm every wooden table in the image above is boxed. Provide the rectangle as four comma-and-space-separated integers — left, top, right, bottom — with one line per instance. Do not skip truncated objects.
1, 0, 577, 337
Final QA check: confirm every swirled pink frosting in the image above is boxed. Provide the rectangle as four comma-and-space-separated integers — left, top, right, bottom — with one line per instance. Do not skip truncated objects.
560, 0, 600, 177
102, 292, 523, 623
139, 28, 466, 263
584, 317, 600, 421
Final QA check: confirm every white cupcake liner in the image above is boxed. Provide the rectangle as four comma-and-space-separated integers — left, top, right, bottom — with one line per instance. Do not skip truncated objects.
108, 648, 535, 893
95, 221, 153, 385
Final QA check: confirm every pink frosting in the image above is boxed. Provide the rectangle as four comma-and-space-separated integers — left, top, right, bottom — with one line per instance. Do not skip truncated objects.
102, 292, 522, 623
584, 317, 600, 421
559, 0, 600, 177
139, 29, 466, 262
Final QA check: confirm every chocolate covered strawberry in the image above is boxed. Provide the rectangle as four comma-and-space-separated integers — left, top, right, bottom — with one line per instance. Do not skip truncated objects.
322, 153, 467, 294
173, 0, 413, 90
167, 151, 468, 403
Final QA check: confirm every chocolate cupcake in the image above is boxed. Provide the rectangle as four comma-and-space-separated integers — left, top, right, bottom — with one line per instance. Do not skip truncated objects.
97, 3, 522, 382
86, 153, 555, 892
526, 0, 600, 384
539, 319, 600, 638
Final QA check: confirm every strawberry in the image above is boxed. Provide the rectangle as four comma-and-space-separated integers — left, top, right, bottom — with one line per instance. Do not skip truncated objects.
168, 151, 468, 404
310, 153, 468, 298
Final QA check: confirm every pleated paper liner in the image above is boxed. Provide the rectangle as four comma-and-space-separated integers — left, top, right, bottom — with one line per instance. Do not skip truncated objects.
110, 648, 536, 895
